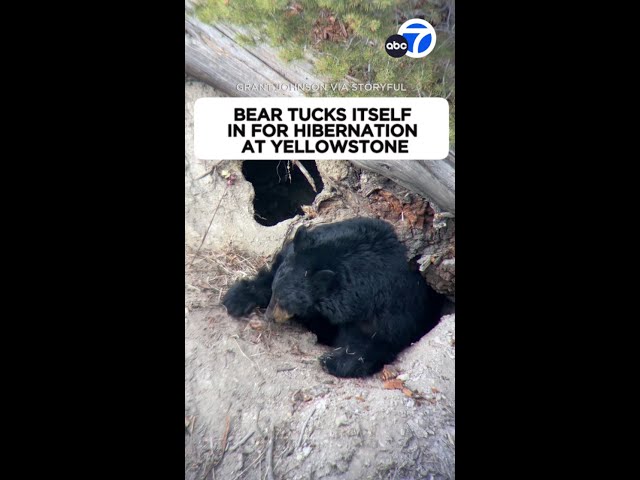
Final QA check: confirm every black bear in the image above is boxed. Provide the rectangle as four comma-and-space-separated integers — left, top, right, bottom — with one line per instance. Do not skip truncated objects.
222, 217, 444, 378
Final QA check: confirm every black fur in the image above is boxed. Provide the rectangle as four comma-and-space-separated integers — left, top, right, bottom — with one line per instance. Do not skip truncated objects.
222, 217, 444, 378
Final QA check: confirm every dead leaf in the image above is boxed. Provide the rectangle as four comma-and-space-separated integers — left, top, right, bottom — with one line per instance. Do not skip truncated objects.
312, 10, 350, 43
383, 379, 404, 390
355, 395, 365, 402
402, 387, 414, 397
380, 365, 398, 381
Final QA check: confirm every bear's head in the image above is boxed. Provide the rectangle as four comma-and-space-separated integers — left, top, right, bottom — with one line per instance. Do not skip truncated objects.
265, 226, 337, 323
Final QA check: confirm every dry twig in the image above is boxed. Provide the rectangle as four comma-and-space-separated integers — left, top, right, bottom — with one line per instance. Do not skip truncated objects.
276, 366, 297, 373
189, 183, 229, 266
296, 407, 316, 449
233, 338, 256, 366
292, 160, 317, 192
221, 414, 231, 452
230, 448, 266, 480
228, 430, 254, 452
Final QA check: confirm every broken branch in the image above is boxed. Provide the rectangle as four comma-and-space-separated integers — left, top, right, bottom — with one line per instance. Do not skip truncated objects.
228, 430, 255, 452
292, 160, 317, 192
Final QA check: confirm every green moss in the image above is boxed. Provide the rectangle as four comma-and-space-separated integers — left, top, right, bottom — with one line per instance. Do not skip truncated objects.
195, 0, 455, 147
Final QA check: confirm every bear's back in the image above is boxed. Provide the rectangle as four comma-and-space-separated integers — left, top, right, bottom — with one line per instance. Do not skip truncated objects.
301, 217, 405, 262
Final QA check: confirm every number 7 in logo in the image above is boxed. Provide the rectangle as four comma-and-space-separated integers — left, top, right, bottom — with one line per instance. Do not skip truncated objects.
398, 19, 437, 59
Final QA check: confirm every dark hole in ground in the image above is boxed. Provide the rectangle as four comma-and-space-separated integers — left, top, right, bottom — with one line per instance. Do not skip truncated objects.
242, 161, 324, 226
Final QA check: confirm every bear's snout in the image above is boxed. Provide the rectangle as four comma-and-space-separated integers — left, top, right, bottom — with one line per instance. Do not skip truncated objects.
266, 300, 293, 323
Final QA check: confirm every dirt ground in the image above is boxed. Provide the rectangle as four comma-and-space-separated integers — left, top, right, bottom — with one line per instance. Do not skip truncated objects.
185, 253, 455, 480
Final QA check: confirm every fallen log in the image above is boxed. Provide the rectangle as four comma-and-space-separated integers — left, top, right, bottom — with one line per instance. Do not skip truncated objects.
350, 156, 455, 214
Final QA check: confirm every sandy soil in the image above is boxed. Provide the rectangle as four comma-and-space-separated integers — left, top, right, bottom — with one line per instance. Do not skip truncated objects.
185, 288, 455, 480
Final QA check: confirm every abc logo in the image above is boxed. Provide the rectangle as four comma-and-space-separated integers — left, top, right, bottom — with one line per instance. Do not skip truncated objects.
385, 19, 437, 58
385, 34, 408, 58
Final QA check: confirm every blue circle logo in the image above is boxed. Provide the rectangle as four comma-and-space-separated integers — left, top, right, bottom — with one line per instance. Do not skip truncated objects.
398, 19, 437, 58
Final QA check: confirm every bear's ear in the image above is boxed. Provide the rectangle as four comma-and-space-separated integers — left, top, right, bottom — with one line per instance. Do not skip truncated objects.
311, 270, 336, 296
293, 225, 310, 252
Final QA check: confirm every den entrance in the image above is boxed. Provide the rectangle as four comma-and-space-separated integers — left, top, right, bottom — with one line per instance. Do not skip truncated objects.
242, 160, 324, 226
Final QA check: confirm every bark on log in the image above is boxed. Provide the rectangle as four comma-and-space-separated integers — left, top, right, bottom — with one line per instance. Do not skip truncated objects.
310, 161, 455, 298
350, 157, 455, 214
185, 15, 325, 97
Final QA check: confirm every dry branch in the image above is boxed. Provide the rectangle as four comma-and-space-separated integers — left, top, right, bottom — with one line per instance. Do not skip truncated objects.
292, 160, 317, 192
296, 407, 316, 449
228, 430, 255, 452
